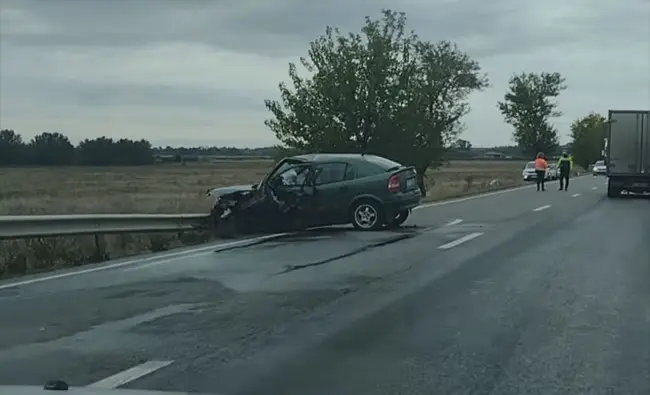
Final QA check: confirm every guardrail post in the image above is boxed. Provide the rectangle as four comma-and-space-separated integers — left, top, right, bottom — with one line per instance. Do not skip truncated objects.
92, 233, 107, 261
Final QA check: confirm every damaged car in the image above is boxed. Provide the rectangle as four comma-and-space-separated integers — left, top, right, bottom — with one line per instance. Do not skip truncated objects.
206, 153, 422, 236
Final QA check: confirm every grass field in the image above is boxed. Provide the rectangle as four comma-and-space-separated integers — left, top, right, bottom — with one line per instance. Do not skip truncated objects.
0, 160, 526, 278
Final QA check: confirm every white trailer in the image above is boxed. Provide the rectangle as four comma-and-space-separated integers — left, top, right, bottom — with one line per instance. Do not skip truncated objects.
606, 110, 650, 197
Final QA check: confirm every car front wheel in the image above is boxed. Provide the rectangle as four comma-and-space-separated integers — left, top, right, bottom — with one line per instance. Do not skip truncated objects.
351, 200, 385, 231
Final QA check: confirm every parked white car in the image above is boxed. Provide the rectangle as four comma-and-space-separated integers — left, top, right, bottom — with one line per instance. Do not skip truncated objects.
522, 161, 553, 181
522, 161, 536, 181
547, 162, 558, 180
592, 160, 607, 176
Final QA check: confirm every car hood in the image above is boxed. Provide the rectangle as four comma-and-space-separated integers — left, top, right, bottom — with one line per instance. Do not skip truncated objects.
207, 184, 257, 197
0, 386, 211, 395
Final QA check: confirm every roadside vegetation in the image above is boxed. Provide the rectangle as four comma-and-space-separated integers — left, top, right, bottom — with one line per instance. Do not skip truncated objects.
0, 9, 603, 279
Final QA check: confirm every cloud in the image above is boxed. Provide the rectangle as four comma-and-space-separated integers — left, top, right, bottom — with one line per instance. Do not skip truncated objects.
1, 0, 649, 147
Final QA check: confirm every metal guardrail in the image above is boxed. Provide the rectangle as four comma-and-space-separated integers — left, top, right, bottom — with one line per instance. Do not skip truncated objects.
0, 213, 211, 240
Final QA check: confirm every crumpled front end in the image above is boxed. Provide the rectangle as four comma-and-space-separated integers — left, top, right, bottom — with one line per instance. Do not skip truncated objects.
209, 189, 260, 237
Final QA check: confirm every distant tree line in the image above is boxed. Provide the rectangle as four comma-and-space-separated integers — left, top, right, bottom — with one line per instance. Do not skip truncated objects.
0, 130, 154, 166
0, 128, 569, 168
0, 129, 278, 167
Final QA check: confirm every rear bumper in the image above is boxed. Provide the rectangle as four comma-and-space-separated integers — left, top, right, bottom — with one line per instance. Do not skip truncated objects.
384, 190, 422, 216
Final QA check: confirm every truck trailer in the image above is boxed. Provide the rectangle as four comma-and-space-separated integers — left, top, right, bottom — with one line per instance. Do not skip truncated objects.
606, 110, 650, 197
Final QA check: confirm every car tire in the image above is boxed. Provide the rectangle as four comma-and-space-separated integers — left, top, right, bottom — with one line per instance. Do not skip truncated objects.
607, 183, 620, 198
386, 210, 409, 229
350, 199, 385, 231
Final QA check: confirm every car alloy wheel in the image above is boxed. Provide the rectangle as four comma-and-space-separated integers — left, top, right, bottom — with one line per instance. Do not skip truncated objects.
352, 200, 385, 231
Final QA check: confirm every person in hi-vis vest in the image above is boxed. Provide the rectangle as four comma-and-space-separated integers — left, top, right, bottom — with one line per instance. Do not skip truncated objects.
556, 151, 574, 191
534, 152, 548, 192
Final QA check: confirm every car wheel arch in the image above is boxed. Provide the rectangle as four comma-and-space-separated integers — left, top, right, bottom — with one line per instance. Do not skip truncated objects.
348, 194, 383, 214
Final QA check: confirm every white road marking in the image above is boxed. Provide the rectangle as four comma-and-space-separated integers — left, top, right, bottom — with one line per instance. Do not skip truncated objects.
446, 219, 463, 226
0, 233, 290, 290
415, 185, 534, 210
571, 193, 581, 197
438, 232, 483, 250
533, 205, 551, 212
592, 186, 598, 190
87, 360, 174, 389
416, 174, 591, 210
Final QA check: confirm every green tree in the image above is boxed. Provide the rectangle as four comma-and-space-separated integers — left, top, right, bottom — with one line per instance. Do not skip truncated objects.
497, 72, 566, 158
569, 112, 607, 169
453, 139, 472, 150
28, 132, 75, 165
0, 129, 27, 165
264, 9, 489, 194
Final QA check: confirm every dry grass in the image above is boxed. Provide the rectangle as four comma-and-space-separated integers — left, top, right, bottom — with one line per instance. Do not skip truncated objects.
0, 160, 526, 278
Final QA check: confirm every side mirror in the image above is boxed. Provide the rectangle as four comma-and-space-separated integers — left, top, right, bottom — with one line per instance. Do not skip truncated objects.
251, 183, 258, 189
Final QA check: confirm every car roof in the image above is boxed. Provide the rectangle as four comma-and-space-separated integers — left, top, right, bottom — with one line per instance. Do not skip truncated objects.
290, 153, 377, 163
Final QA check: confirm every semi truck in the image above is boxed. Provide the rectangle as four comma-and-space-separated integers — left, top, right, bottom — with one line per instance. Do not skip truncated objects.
606, 110, 650, 197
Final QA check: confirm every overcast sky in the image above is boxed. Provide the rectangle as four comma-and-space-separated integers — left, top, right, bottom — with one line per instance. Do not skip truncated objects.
1, 0, 649, 148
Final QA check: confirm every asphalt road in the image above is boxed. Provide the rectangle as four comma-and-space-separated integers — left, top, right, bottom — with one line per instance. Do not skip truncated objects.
1, 176, 648, 395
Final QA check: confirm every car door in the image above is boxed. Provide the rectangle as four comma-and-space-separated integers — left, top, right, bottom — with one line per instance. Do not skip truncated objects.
311, 162, 355, 225
265, 164, 317, 224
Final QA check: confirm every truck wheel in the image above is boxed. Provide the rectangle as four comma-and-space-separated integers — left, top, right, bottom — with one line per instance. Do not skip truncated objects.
607, 183, 620, 198
351, 199, 385, 231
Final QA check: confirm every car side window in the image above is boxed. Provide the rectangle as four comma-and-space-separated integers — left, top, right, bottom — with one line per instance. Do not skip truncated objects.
274, 166, 310, 187
344, 164, 357, 180
314, 163, 348, 185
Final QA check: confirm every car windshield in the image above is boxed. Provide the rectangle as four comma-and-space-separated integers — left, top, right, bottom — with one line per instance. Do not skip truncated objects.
525, 161, 535, 169
595, 160, 605, 166
267, 159, 305, 182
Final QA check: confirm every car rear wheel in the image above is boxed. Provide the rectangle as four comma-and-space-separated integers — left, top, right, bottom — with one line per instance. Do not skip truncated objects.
386, 210, 409, 229
351, 200, 384, 231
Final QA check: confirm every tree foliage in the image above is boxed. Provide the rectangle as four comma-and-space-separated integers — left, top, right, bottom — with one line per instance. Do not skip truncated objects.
569, 113, 607, 169
264, 9, 489, 194
498, 72, 566, 158
453, 139, 472, 150
0, 129, 155, 166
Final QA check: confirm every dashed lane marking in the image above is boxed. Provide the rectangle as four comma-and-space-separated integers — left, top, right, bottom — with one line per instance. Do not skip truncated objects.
572, 193, 581, 197
438, 232, 484, 250
87, 360, 174, 389
446, 219, 463, 226
533, 205, 551, 212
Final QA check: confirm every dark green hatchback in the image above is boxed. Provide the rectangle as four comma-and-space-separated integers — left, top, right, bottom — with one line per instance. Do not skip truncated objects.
208, 153, 422, 233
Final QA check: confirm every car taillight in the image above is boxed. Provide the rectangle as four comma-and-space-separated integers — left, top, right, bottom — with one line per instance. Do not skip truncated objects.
387, 175, 400, 192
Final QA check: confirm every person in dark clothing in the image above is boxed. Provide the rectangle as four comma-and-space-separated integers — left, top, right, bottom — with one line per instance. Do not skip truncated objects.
534, 152, 548, 192
557, 151, 574, 191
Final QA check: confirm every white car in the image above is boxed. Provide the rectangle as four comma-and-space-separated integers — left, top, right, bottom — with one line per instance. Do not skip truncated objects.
522, 161, 552, 181
592, 160, 607, 176
547, 163, 558, 180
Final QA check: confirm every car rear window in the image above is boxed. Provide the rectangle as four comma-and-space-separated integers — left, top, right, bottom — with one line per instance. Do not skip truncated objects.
364, 155, 403, 171
525, 162, 535, 169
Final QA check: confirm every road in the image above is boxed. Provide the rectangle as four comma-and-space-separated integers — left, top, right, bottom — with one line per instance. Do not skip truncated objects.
0, 176, 648, 395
